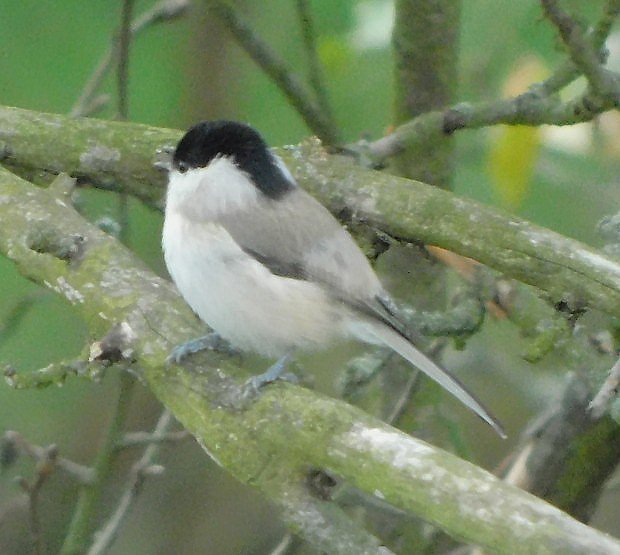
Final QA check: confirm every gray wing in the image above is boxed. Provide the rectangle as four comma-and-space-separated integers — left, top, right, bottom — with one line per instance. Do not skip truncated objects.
218, 187, 384, 304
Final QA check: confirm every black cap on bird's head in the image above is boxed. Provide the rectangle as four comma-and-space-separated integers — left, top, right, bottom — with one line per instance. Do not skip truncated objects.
173, 120, 295, 199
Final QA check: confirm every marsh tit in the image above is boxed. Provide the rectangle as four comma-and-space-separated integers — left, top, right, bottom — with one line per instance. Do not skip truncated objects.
162, 120, 505, 438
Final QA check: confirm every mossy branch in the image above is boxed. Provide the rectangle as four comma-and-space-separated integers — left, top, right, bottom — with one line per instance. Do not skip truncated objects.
2, 105, 620, 319
1, 166, 620, 552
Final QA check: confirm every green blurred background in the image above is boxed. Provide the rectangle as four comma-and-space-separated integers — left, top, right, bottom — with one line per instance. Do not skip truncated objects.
1, 0, 619, 552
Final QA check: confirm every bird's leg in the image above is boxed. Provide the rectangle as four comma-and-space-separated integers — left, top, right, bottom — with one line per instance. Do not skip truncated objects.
167, 332, 238, 364
243, 352, 298, 396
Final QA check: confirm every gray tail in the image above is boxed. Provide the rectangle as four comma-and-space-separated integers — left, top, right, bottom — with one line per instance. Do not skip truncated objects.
365, 322, 506, 438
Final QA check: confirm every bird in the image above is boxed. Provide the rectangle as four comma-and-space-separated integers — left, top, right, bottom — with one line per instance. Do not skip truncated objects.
162, 120, 505, 438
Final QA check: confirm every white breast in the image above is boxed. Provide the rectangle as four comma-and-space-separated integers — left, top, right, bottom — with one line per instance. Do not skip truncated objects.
162, 209, 347, 358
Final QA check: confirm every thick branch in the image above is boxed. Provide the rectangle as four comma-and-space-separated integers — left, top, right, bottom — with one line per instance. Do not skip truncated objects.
391, 0, 460, 186
3, 106, 620, 319
1, 168, 619, 553
504, 376, 620, 522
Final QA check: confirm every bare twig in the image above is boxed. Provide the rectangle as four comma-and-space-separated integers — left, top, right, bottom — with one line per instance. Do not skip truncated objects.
87, 410, 174, 555
17, 444, 58, 555
0, 291, 47, 347
363, 1, 620, 162
540, 0, 618, 99
116, 0, 135, 245
4, 359, 105, 389
269, 533, 302, 555
60, 372, 136, 555
207, 1, 340, 145
296, 0, 336, 128
116, 429, 189, 449
592, 0, 620, 51
2, 431, 95, 485
520, 0, 620, 102
589, 355, 620, 418
117, 0, 134, 120
365, 87, 618, 161
70, 0, 190, 117
384, 369, 421, 425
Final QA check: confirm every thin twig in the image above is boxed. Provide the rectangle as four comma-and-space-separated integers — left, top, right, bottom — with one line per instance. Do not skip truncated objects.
4, 359, 105, 389
540, 0, 617, 98
385, 369, 421, 426
538, 0, 620, 95
3, 431, 95, 485
591, 0, 620, 51
87, 410, 174, 555
15, 444, 59, 555
365, 85, 618, 161
589, 354, 620, 418
208, 1, 340, 145
116, 429, 189, 449
296, 0, 336, 128
269, 533, 303, 555
116, 0, 135, 244
0, 291, 47, 347
362, 1, 620, 162
70, 0, 190, 118
117, 0, 134, 120
60, 372, 136, 555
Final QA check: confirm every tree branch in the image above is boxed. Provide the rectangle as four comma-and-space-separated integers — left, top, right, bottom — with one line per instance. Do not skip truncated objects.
391, 0, 460, 186
2, 431, 95, 485
366, 88, 616, 160
116, 0, 134, 120
70, 0, 190, 118
540, 0, 618, 99
87, 410, 172, 555
503, 375, 620, 522
0, 164, 619, 553
206, 1, 340, 145
116, 429, 189, 449
3, 105, 620, 319
540, 0, 620, 95
296, 0, 335, 127
60, 373, 136, 555
589, 355, 620, 418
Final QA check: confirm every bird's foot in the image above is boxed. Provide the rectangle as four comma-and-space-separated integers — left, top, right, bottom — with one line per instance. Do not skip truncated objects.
242, 353, 298, 398
167, 333, 238, 364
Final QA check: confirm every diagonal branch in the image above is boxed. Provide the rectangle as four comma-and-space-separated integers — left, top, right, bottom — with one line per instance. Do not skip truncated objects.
1, 158, 620, 553
542, 0, 620, 94
4, 106, 620, 320
206, 1, 340, 145
363, 1, 620, 162
70, 0, 190, 118
296, 0, 335, 125
2, 431, 95, 485
540, 0, 619, 99
87, 410, 173, 555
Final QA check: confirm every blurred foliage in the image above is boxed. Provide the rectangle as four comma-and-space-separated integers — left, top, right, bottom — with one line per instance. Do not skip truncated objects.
1, 0, 620, 553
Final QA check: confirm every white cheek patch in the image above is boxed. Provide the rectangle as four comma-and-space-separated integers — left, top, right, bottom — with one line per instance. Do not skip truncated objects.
166, 156, 260, 218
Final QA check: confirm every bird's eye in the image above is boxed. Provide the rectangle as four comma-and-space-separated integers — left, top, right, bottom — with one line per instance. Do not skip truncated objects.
177, 162, 188, 174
